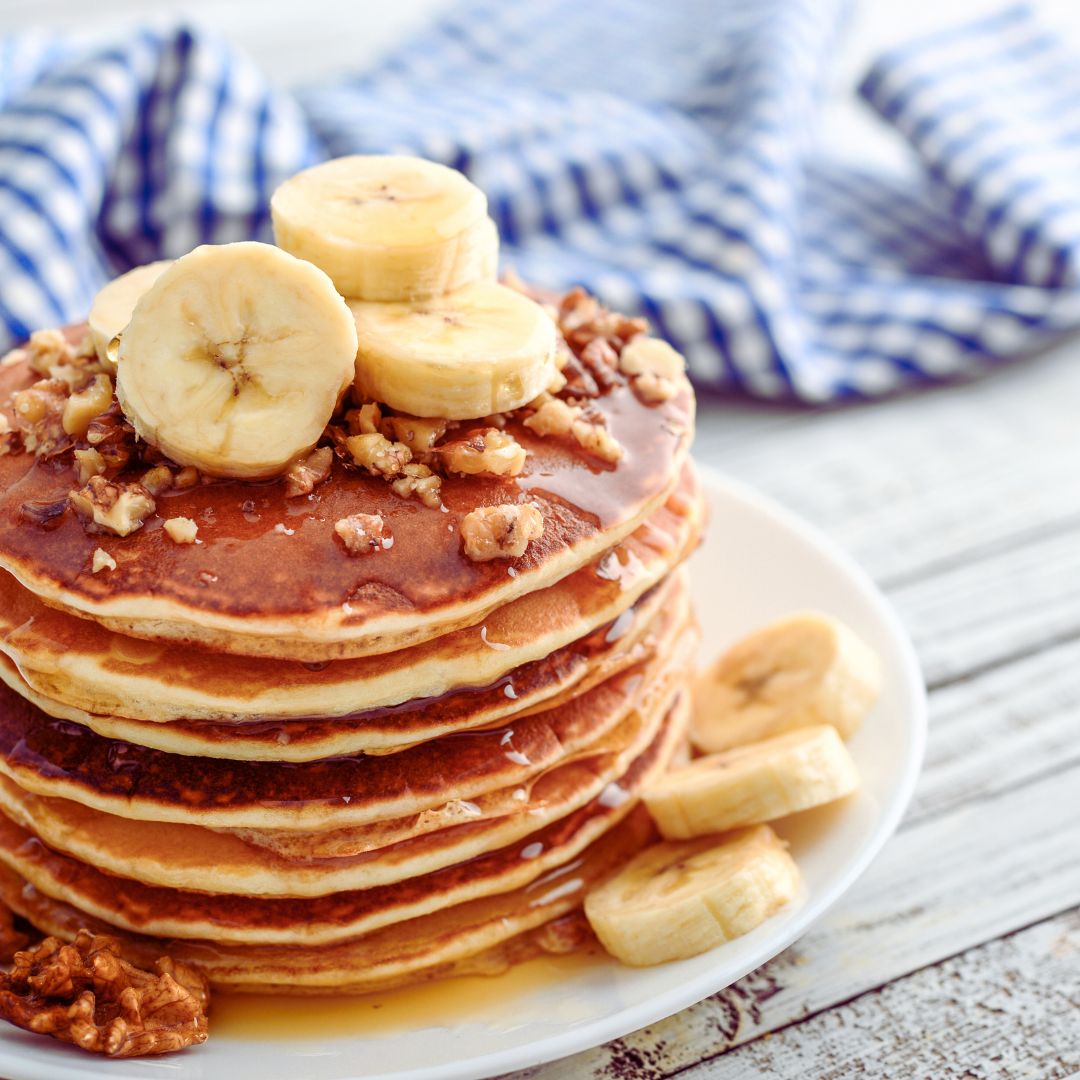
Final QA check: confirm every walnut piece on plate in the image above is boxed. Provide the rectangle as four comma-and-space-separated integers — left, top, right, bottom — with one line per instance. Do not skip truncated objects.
461, 502, 544, 561
0, 929, 209, 1058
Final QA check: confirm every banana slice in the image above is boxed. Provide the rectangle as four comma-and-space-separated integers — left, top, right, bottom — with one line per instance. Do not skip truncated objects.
584, 825, 800, 966
87, 261, 172, 364
271, 155, 498, 301
349, 281, 557, 419
116, 242, 357, 480
645, 725, 859, 840
692, 612, 882, 753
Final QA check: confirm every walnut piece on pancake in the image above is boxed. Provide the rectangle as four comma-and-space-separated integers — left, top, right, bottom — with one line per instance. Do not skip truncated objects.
0, 413, 14, 457
62, 373, 113, 439
69, 476, 156, 538
390, 461, 443, 508
334, 512, 392, 555
73, 447, 107, 485
345, 432, 412, 478
523, 397, 624, 465
618, 336, 685, 405
284, 446, 333, 498
439, 427, 527, 477
163, 517, 198, 545
381, 414, 448, 457
461, 502, 544, 561
91, 548, 117, 573
11, 380, 71, 458
0, 930, 208, 1058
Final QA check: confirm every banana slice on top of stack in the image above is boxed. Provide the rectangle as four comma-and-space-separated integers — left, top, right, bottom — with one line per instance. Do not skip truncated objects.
116, 243, 357, 479
584, 612, 881, 968
273, 155, 557, 420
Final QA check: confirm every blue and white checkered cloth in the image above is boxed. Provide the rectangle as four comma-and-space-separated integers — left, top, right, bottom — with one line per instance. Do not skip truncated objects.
1, 2, 1079, 402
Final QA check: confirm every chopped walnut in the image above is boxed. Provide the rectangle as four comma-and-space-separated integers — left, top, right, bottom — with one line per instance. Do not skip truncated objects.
163, 518, 198, 545
461, 503, 544, 561
334, 513, 392, 556
345, 402, 382, 435
631, 370, 678, 403
391, 462, 443, 508
172, 466, 200, 490
73, 448, 107, 485
346, 433, 411, 478
23, 329, 75, 377
92, 548, 117, 573
439, 428, 527, 477
62, 374, 113, 438
0, 930, 208, 1058
0, 413, 14, 456
381, 414, 448, 456
571, 416, 624, 463
69, 476, 155, 537
618, 336, 684, 404
140, 465, 173, 497
85, 404, 136, 473
618, 336, 685, 380
524, 398, 578, 438
524, 398, 623, 464
11, 380, 70, 457
284, 446, 333, 498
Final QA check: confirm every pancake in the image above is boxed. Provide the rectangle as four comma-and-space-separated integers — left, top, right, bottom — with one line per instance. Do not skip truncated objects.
0, 466, 702, 733
0, 629, 692, 896
0, 320, 695, 661
0, 811, 654, 994
0, 692, 686, 945
0, 574, 667, 762
0, 615, 690, 829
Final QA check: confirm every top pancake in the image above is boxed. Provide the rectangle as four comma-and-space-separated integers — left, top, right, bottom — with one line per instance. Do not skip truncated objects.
0, 313, 694, 661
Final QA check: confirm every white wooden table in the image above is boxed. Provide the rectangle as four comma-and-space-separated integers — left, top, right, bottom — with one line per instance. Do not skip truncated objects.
3, 0, 1079, 1075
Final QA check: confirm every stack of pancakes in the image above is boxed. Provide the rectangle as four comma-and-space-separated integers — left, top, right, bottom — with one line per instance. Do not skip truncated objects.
0, 312, 700, 994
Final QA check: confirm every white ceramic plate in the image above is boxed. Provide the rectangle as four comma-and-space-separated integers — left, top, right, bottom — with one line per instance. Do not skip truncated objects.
0, 467, 926, 1080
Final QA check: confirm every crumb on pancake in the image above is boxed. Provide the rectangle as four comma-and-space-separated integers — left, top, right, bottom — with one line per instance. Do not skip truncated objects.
0, 930, 208, 1058
163, 518, 198, 545
461, 503, 544, 561
91, 548, 117, 573
334, 512, 391, 556
523, 397, 624, 464
69, 476, 155, 538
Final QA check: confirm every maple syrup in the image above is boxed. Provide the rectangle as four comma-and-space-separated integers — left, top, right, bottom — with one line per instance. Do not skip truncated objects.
213, 951, 602, 1040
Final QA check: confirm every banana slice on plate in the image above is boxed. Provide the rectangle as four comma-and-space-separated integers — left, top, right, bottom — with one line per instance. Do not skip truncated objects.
349, 281, 558, 420
116, 242, 357, 480
271, 155, 498, 301
645, 725, 860, 840
692, 612, 882, 753
87, 260, 172, 364
585, 825, 801, 966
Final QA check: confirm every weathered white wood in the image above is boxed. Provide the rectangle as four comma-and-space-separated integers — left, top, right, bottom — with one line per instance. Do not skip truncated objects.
696, 344, 1080, 589
519, 756, 1080, 1078
909, 636, 1080, 823
888, 525, 1080, 688
680, 909, 1080, 1080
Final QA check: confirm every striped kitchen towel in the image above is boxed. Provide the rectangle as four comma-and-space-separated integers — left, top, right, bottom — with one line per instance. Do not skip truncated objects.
0, 2, 1079, 402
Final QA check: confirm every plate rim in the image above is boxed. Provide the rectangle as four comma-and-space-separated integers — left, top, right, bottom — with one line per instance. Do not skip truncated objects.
0, 465, 928, 1080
